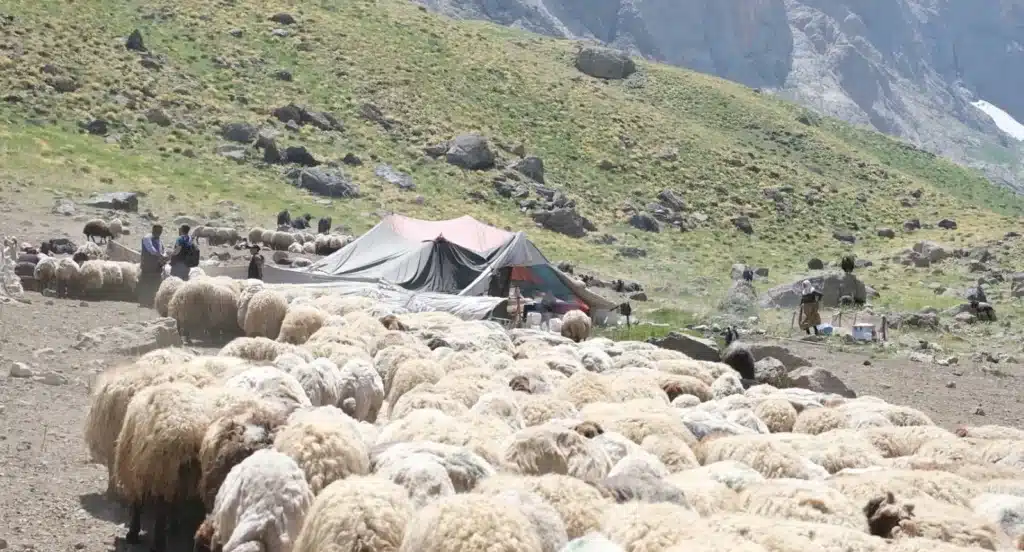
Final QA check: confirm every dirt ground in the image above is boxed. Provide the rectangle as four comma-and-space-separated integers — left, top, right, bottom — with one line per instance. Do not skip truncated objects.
0, 193, 1022, 552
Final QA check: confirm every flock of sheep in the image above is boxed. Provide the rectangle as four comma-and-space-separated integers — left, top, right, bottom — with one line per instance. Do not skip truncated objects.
83, 280, 1024, 552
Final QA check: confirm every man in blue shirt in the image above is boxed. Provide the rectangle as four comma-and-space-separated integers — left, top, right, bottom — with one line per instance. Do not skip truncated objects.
137, 224, 167, 307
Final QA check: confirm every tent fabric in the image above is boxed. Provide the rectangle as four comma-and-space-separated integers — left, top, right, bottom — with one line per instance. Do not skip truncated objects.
307, 215, 617, 312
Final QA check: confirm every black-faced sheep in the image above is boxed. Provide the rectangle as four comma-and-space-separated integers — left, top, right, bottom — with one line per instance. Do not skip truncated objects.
721, 327, 756, 383
863, 491, 916, 538
317, 216, 331, 234
381, 314, 410, 331
509, 375, 532, 394
277, 210, 291, 227
573, 421, 605, 439
290, 213, 312, 230
83, 219, 114, 244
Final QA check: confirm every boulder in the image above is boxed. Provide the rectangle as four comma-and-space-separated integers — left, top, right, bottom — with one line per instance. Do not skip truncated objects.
732, 216, 753, 235
754, 357, 791, 387
375, 164, 416, 190
807, 258, 824, 270
221, 122, 258, 143
83, 192, 138, 212
512, 156, 545, 183
283, 146, 320, 166
788, 366, 855, 398
719, 280, 757, 316
125, 29, 146, 52
73, 317, 182, 355
531, 207, 592, 238
833, 230, 856, 243
574, 46, 637, 80
877, 228, 896, 238
937, 218, 958, 230
445, 133, 495, 170
913, 241, 950, 263
657, 189, 686, 211
287, 167, 360, 198
629, 213, 660, 233
648, 331, 720, 362
746, 344, 811, 371
760, 272, 875, 309
215, 143, 247, 161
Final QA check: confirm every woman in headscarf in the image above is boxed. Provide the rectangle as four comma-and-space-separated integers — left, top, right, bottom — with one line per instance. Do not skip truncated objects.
798, 280, 823, 335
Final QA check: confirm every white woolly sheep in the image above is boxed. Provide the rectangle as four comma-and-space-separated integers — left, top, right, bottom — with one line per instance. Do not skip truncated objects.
168, 279, 240, 343
283, 357, 346, 408
560, 311, 591, 343
108, 218, 123, 238
248, 227, 265, 245
335, 358, 385, 422
753, 398, 798, 433
33, 255, 57, 291
78, 259, 105, 295
273, 406, 370, 494
399, 493, 544, 552
84, 360, 215, 494
114, 382, 212, 552
502, 422, 612, 483
293, 475, 412, 552
75, 240, 104, 260
375, 452, 457, 507
375, 408, 510, 467
197, 403, 290, 511
593, 473, 687, 506
55, 257, 80, 297
494, 489, 569, 552
697, 434, 820, 480
371, 440, 496, 494
220, 336, 314, 363
600, 501, 700, 552
387, 359, 446, 416
270, 231, 295, 251
154, 276, 185, 317
735, 478, 867, 530
956, 425, 1024, 441
194, 448, 314, 552
277, 305, 328, 345
474, 473, 612, 539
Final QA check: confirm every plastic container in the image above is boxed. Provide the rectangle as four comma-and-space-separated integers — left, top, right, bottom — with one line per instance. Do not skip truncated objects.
525, 312, 542, 327
852, 323, 875, 341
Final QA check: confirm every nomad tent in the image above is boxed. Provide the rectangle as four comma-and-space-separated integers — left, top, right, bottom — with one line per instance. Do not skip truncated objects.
305, 215, 615, 314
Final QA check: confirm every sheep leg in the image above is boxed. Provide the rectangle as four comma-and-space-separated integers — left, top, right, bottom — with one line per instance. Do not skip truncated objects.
150, 500, 168, 552
126, 501, 143, 544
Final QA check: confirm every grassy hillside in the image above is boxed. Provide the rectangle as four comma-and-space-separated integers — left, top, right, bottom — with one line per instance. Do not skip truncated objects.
1, 0, 1021, 315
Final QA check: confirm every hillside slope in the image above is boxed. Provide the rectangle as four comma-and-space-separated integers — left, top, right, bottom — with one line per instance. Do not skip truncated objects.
0, 0, 1020, 307
417, 0, 1024, 193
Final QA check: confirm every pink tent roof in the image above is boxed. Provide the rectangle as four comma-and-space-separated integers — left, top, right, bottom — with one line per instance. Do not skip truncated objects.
384, 214, 515, 253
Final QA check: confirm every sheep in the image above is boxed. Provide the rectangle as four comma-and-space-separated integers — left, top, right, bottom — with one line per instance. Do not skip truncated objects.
271, 231, 296, 251
601, 501, 700, 551
371, 440, 496, 493
293, 475, 413, 552
696, 434, 819, 480
242, 289, 289, 339
32, 255, 57, 291
399, 493, 544, 552
502, 422, 613, 483
84, 361, 215, 495
248, 227, 266, 245
335, 358, 385, 422
290, 213, 312, 230
194, 449, 314, 552
283, 357, 346, 408
55, 257, 80, 297
167, 279, 240, 343
114, 382, 212, 552
735, 478, 867, 530
223, 365, 313, 413
375, 452, 457, 507
863, 491, 916, 538
317, 216, 332, 234
197, 404, 289, 511
108, 218, 123, 238
78, 259, 105, 296
277, 305, 328, 345
721, 327, 756, 381
273, 406, 370, 494
593, 473, 688, 505
560, 309, 591, 343
75, 240, 104, 260
221, 336, 314, 363
83, 218, 114, 243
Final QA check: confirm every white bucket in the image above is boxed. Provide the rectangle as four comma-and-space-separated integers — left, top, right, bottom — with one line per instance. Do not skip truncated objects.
852, 324, 875, 341
526, 312, 542, 327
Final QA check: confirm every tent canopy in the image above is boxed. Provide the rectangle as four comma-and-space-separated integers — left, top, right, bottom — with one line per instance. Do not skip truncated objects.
306, 214, 616, 312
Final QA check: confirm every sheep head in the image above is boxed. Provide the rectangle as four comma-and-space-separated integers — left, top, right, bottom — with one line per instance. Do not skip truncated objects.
661, 381, 685, 402
572, 420, 604, 439
954, 426, 969, 438
193, 517, 218, 552
508, 375, 532, 394
379, 314, 409, 331
863, 491, 916, 539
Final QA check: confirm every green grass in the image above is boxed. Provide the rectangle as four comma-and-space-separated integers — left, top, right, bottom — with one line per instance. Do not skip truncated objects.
1, 0, 1023, 328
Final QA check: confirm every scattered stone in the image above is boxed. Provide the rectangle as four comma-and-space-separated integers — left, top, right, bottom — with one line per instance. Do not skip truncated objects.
374, 164, 415, 190
531, 207, 593, 238
877, 227, 896, 238
788, 366, 856, 398
273, 69, 293, 81
360, 102, 395, 130
754, 357, 790, 387
50, 76, 79, 93
145, 108, 171, 127
83, 192, 138, 212
51, 198, 76, 216
913, 241, 950, 263
140, 55, 163, 70
862, 360, 871, 366
648, 331, 720, 362
946, 381, 956, 389
269, 12, 296, 24
83, 119, 109, 136
286, 167, 360, 198
628, 213, 660, 233
832, 230, 856, 243
974, 406, 985, 416
221, 122, 258, 143
629, 291, 647, 301
36, 371, 68, 386
342, 153, 363, 166
807, 258, 824, 270
125, 29, 146, 52
283, 145, 320, 166
512, 156, 544, 183
228, 28, 243, 37
574, 46, 637, 80
445, 133, 495, 170
215, 143, 247, 161
937, 218, 958, 230
9, 362, 33, 378
657, 189, 685, 211
618, 246, 646, 258
732, 216, 753, 235
909, 352, 934, 363
954, 311, 977, 324
271, 28, 289, 37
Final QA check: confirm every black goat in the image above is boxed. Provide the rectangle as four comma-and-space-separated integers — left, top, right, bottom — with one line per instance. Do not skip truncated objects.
318, 216, 332, 234
290, 213, 313, 230
277, 210, 291, 227
721, 326, 756, 383
841, 255, 855, 274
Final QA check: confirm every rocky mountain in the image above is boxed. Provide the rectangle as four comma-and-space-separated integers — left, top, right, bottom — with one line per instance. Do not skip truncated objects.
415, 0, 1024, 192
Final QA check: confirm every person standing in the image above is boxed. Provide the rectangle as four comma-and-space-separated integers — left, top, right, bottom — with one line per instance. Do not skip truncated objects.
169, 224, 195, 280
138, 224, 166, 307
247, 245, 265, 280
797, 280, 823, 336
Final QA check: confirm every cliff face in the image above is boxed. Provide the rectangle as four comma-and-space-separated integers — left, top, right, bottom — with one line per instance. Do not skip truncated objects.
416, 0, 1024, 191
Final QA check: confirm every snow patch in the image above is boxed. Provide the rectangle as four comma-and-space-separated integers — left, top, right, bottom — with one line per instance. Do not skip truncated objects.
972, 100, 1024, 141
